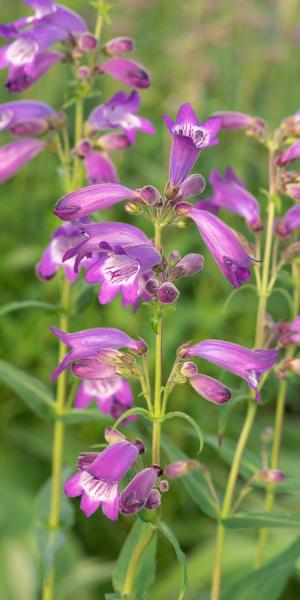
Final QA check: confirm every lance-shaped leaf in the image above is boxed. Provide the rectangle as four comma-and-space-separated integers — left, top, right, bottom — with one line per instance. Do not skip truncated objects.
223, 511, 300, 529
156, 521, 187, 600
0, 359, 55, 419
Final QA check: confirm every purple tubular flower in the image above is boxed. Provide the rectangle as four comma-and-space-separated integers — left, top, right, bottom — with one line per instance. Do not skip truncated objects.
276, 205, 300, 238
72, 222, 161, 306
0, 137, 46, 182
0, 99, 59, 134
54, 183, 137, 220
98, 58, 151, 89
1, 2, 86, 40
209, 167, 262, 231
104, 37, 135, 55
84, 151, 118, 184
64, 441, 140, 520
277, 140, 300, 167
36, 221, 94, 283
75, 377, 134, 421
50, 326, 147, 380
119, 467, 160, 515
182, 340, 278, 402
6, 50, 63, 92
189, 373, 231, 404
89, 91, 155, 144
178, 205, 254, 288
212, 111, 266, 134
163, 103, 220, 186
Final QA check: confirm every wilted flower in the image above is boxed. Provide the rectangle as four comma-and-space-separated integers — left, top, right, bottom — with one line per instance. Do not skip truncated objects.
64, 440, 142, 520
50, 326, 147, 380
209, 167, 262, 231
89, 91, 155, 143
180, 340, 278, 402
97, 58, 151, 89
176, 204, 255, 288
163, 103, 220, 186
119, 467, 161, 515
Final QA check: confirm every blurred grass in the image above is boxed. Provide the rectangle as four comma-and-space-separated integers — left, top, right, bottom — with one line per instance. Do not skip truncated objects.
1, 0, 300, 598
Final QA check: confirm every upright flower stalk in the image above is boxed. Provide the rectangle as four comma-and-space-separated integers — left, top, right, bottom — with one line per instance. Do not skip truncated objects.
211, 144, 278, 600
152, 221, 163, 465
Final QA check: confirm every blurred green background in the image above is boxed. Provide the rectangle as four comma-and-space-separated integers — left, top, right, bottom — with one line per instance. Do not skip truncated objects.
1, 0, 300, 598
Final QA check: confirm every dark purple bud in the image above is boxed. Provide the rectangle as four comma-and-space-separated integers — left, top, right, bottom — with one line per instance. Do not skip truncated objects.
179, 173, 206, 199
255, 470, 285, 484
78, 32, 98, 52
159, 480, 169, 493
98, 58, 150, 89
105, 37, 135, 55
138, 185, 161, 206
172, 253, 204, 279
190, 373, 232, 404
145, 488, 161, 510
119, 467, 159, 515
180, 361, 198, 377
76, 138, 92, 157
145, 277, 160, 295
157, 282, 180, 304
165, 460, 200, 479
77, 65, 90, 80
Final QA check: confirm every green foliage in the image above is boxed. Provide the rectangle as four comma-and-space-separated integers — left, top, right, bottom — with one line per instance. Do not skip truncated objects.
0, 359, 55, 419
223, 512, 300, 529
156, 521, 187, 600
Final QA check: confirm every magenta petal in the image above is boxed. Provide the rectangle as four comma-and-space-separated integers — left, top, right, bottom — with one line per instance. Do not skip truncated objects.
74, 382, 93, 408
80, 492, 101, 517
84, 151, 118, 184
119, 467, 159, 515
277, 140, 300, 167
190, 373, 231, 404
99, 58, 150, 89
64, 472, 82, 497
0, 137, 46, 182
169, 135, 200, 186
54, 183, 136, 220
102, 495, 119, 521
87, 441, 139, 482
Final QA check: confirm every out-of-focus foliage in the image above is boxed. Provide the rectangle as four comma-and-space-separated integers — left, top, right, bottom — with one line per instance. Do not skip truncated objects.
1, 0, 300, 598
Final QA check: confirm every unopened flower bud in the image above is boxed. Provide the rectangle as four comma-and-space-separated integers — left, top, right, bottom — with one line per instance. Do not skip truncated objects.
180, 361, 198, 378
174, 202, 192, 216
255, 469, 285, 484
137, 185, 161, 206
157, 282, 179, 304
167, 250, 181, 265
145, 277, 160, 295
104, 426, 126, 444
77, 65, 90, 80
76, 138, 92, 157
176, 218, 190, 229
165, 460, 200, 479
260, 426, 273, 443
125, 202, 142, 214
145, 488, 161, 510
159, 480, 169, 493
105, 37, 135, 55
172, 253, 204, 279
98, 133, 130, 151
78, 32, 98, 52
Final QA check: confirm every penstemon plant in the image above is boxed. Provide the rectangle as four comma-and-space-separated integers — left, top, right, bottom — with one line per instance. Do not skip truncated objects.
1, 2, 300, 600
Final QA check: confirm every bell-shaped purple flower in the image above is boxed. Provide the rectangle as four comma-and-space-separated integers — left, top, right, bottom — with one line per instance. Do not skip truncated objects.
277, 140, 300, 167
189, 373, 231, 404
212, 111, 266, 135
65, 441, 141, 520
0, 99, 60, 134
119, 467, 161, 515
181, 340, 278, 402
163, 103, 220, 186
84, 151, 118, 184
50, 326, 147, 380
54, 183, 137, 220
276, 205, 300, 238
75, 376, 134, 421
36, 221, 95, 283
209, 167, 262, 231
176, 204, 254, 288
98, 58, 151, 89
104, 37, 135, 55
0, 137, 46, 182
89, 91, 155, 144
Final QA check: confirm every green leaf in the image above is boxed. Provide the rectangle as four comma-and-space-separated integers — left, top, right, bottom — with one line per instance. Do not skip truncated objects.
205, 433, 260, 479
223, 511, 300, 529
112, 407, 151, 431
0, 359, 55, 419
164, 411, 204, 454
75, 285, 94, 313
218, 394, 249, 441
161, 436, 219, 519
59, 408, 110, 425
222, 536, 300, 600
156, 522, 187, 600
222, 284, 256, 315
271, 287, 293, 315
0, 300, 58, 317
112, 519, 157, 600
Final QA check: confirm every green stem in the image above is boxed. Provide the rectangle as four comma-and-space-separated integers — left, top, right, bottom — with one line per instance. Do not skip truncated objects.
72, 99, 84, 188
122, 526, 155, 596
210, 147, 277, 600
255, 261, 300, 566
42, 279, 71, 600
152, 222, 163, 465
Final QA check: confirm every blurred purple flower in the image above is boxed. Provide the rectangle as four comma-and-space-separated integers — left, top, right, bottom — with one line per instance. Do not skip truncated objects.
0, 137, 46, 182
181, 340, 278, 402
209, 167, 263, 231
276, 204, 300, 237
119, 467, 161, 515
64, 441, 141, 520
5, 50, 63, 92
163, 103, 220, 186
277, 140, 300, 167
212, 111, 266, 135
84, 151, 119, 184
54, 183, 137, 220
89, 91, 155, 143
0, 99, 60, 134
104, 37, 135, 55
98, 58, 150, 89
